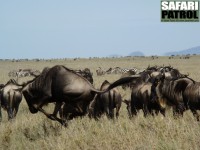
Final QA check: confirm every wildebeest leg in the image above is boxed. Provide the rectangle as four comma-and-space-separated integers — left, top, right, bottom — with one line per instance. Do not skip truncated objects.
109, 108, 114, 119
13, 104, 19, 118
147, 105, 154, 116
173, 105, 184, 119
190, 108, 200, 121
115, 104, 120, 119
38, 107, 67, 126
105, 107, 110, 118
93, 105, 100, 120
0, 93, 2, 121
143, 104, 149, 117
59, 103, 86, 121
0, 103, 2, 122
155, 110, 159, 116
7, 91, 14, 120
108, 98, 114, 119
7, 108, 13, 120
131, 107, 137, 117
173, 106, 178, 119
52, 102, 63, 117
160, 109, 166, 117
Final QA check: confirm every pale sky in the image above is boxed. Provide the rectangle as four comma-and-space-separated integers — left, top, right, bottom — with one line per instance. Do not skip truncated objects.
0, 0, 200, 59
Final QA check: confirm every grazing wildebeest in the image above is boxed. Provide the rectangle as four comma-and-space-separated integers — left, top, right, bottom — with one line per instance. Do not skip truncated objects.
21, 65, 140, 125
96, 67, 105, 76
88, 80, 122, 119
0, 79, 23, 121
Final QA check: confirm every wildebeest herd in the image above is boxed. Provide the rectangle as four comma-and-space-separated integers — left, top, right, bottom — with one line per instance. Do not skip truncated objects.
0, 65, 200, 126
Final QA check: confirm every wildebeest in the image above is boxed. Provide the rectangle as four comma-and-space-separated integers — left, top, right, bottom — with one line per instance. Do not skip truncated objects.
0, 84, 4, 121
8, 69, 41, 78
123, 73, 165, 118
0, 79, 23, 121
183, 80, 200, 121
105, 68, 113, 74
88, 80, 122, 119
102, 67, 121, 74
111, 67, 122, 74
155, 76, 194, 117
122, 66, 187, 118
75, 68, 93, 84
96, 67, 105, 76
21, 65, 140, 125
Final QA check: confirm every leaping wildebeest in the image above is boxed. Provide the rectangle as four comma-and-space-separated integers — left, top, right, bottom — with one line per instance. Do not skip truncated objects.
21, 65, 140, 125
0, 79, 23, 121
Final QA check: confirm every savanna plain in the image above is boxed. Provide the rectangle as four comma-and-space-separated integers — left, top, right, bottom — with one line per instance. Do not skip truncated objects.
0, 56, 200, 150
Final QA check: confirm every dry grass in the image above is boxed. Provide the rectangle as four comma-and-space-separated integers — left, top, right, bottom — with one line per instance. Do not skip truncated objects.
0, 56, 200, 150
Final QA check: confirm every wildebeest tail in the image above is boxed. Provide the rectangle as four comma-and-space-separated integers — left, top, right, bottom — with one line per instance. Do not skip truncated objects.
108, 90, 114, 118
91, 75, 140, 94
103, 75, 141, 93
8, 90, 14, 119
